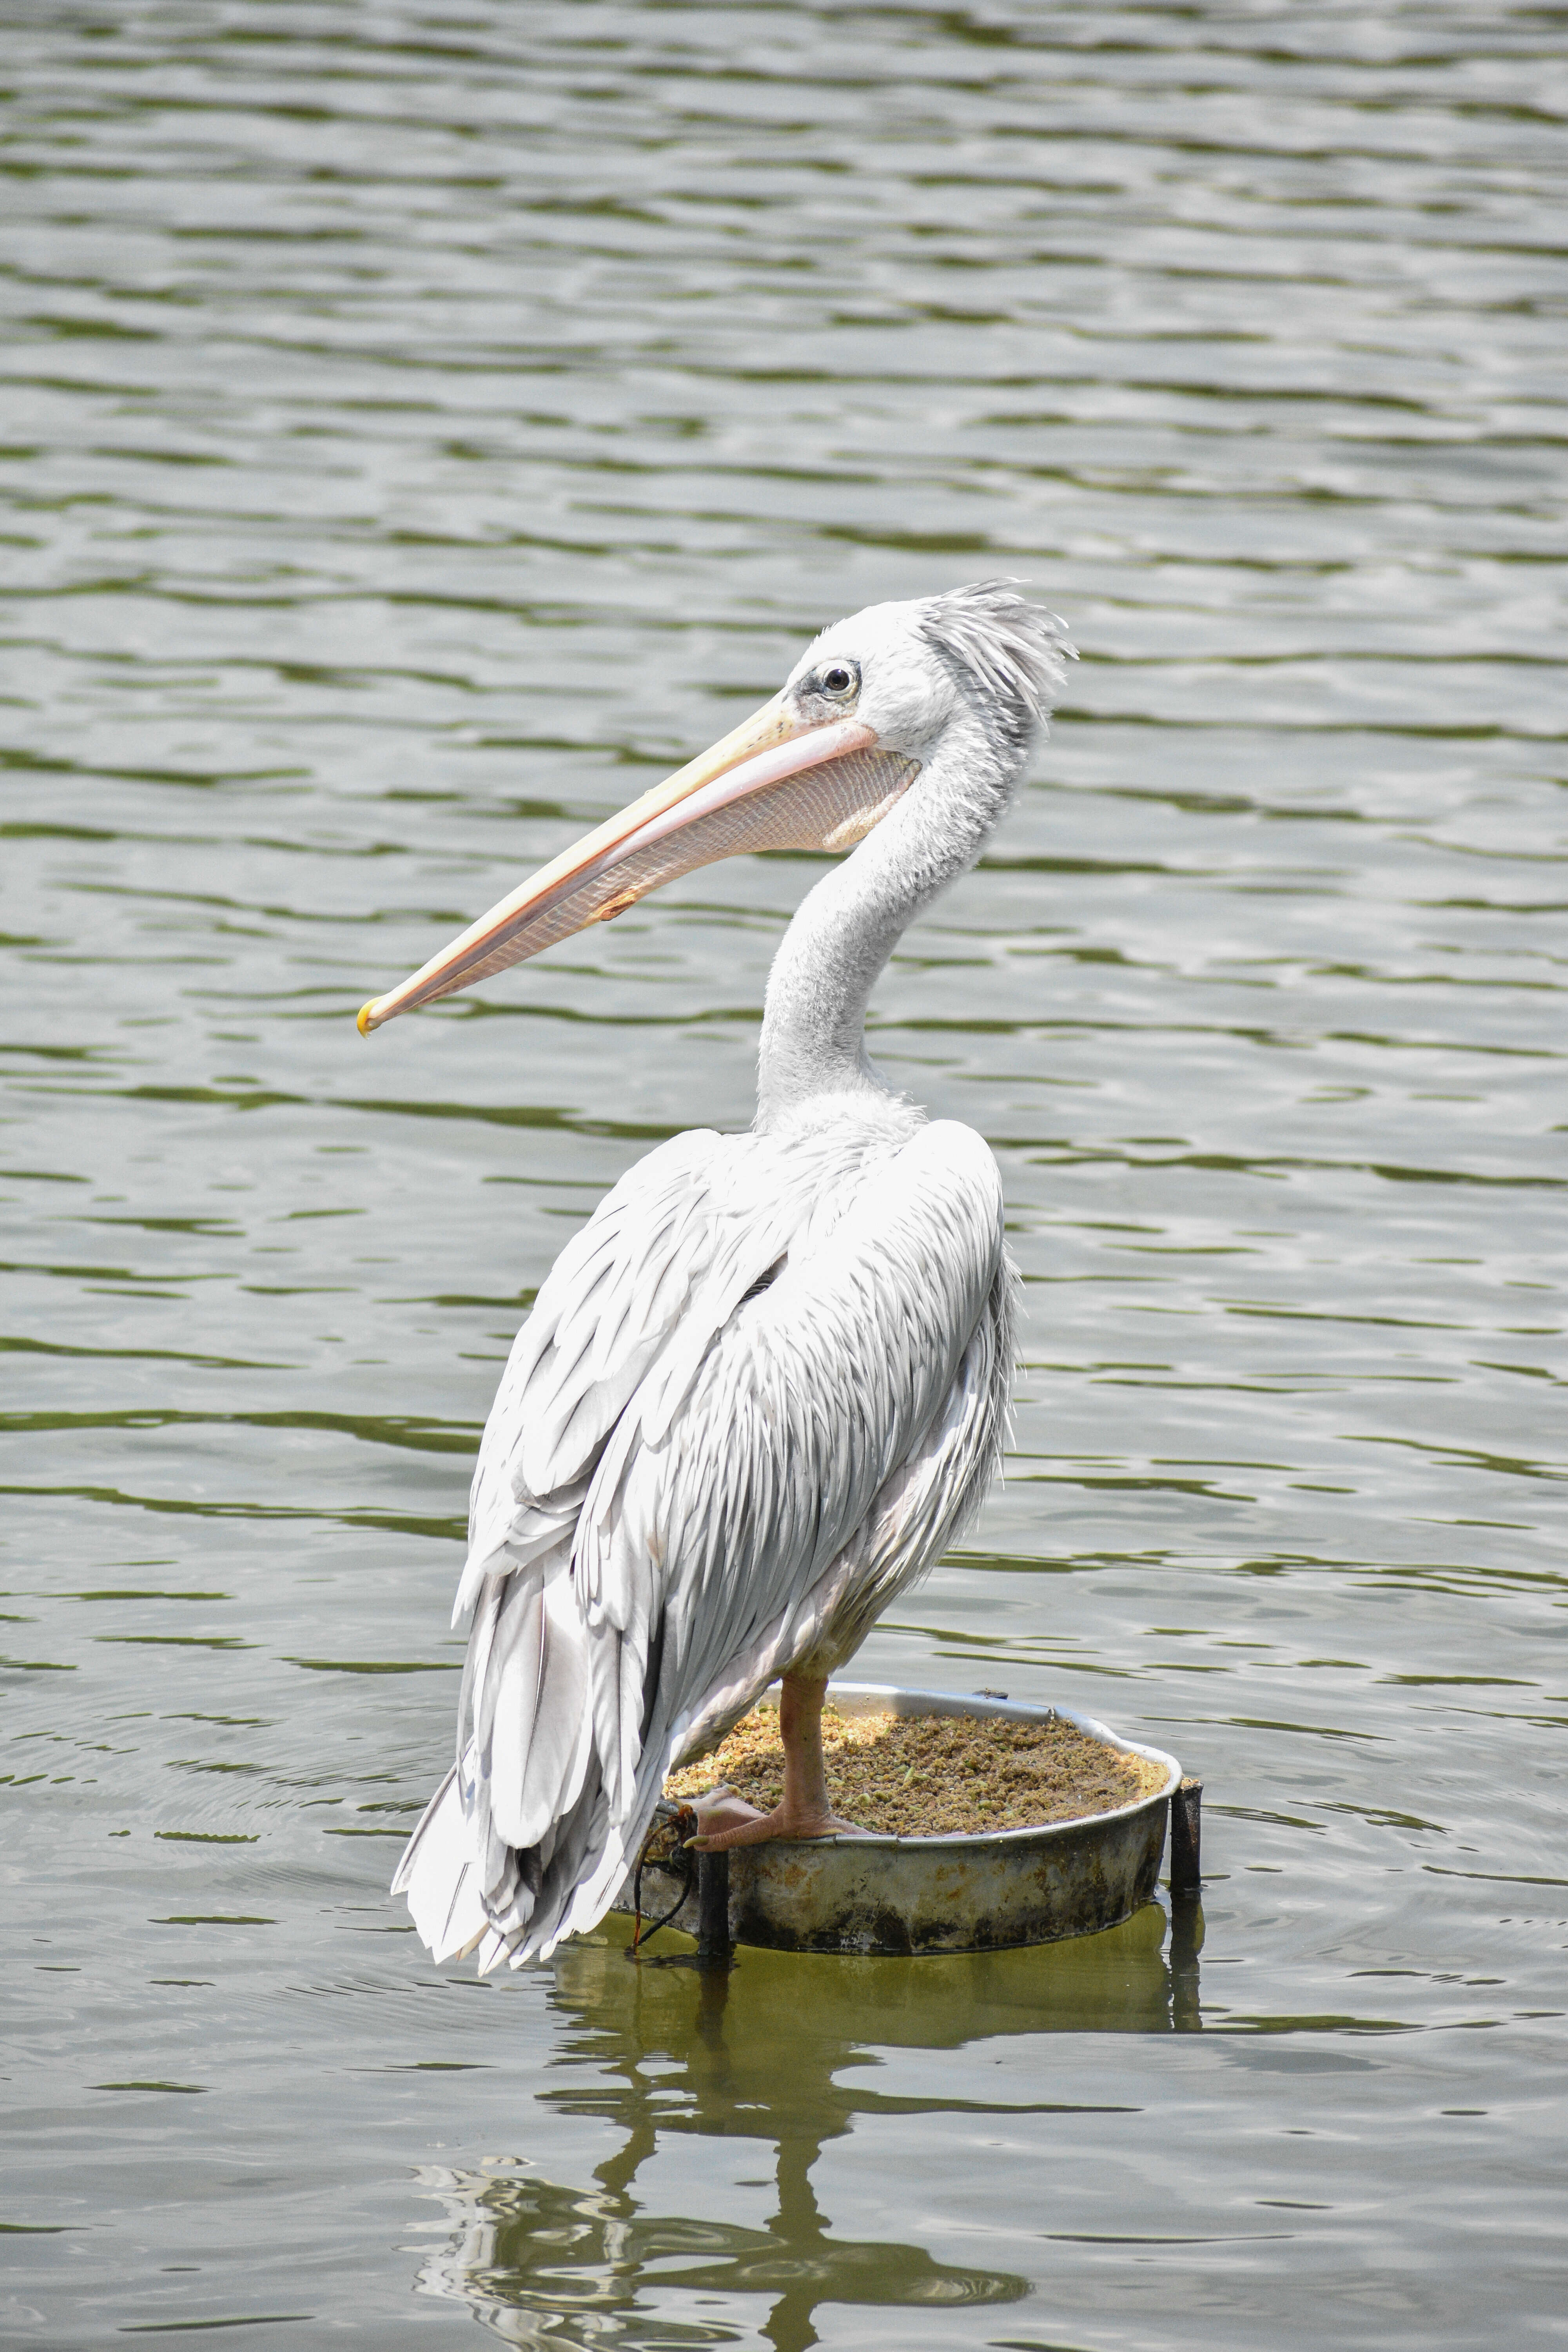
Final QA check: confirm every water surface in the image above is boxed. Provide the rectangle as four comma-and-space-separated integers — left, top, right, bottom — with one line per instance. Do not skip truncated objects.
3, 5, 1565, 2347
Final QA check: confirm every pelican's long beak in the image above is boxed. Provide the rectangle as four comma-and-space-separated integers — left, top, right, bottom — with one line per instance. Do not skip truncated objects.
358, 697, 914, 1033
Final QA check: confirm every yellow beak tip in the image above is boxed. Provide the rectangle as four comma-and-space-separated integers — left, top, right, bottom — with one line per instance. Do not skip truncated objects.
356, 1000, 377, 1036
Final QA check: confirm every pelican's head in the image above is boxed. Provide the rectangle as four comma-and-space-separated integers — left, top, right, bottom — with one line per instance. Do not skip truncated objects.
789, 580, 1071, 772
357, 581, 1071, 1032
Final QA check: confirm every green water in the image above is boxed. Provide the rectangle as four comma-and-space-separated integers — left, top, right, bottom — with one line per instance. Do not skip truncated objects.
2, 6, 1564, 2346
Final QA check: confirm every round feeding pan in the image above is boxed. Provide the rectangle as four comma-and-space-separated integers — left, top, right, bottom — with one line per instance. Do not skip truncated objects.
617, 1681, 1183, 1958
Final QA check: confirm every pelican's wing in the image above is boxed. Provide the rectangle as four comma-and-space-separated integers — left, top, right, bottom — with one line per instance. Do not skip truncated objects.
456, 1125, 797, 1618
396, 1120, 837, 1960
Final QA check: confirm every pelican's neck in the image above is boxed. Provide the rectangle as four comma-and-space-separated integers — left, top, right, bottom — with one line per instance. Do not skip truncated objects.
755, 720, 1015, 1132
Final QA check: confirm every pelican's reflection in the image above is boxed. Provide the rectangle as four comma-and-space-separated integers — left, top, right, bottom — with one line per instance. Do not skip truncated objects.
416, 1897, 1202, 2349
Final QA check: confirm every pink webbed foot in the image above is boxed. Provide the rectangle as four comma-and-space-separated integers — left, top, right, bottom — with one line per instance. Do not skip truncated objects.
688, 1784, 866, 1851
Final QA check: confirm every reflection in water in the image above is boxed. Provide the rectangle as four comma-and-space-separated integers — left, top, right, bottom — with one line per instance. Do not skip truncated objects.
417, 1902, 1202, 2348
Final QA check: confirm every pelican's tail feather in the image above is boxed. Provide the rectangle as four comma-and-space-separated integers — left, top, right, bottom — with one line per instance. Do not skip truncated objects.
394, 1564, 637, 1972
390, 1765, 489, 1964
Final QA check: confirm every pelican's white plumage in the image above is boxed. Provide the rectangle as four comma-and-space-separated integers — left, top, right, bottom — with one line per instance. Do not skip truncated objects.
376, 582, 1073, 1969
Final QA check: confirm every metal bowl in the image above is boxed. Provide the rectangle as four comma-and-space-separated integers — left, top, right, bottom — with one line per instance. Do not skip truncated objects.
617, 1680, 1182, 1958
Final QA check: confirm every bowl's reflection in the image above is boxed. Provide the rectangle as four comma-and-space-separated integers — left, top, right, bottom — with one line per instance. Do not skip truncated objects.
415, 1898, 1202, 2348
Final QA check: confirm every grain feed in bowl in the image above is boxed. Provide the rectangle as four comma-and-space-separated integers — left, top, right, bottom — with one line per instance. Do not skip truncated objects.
666, 1702, 1167, 1838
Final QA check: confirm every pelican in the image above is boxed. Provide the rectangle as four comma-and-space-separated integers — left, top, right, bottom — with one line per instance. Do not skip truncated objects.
365, 582, 1071, 1971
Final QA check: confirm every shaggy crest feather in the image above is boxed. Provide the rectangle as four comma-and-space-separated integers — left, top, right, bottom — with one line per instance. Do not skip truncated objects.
916, 579, 1074, 754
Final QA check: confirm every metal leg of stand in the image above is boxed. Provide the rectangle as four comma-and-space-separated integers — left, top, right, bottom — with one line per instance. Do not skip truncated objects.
696, 1846, 731, 1962
1170, 1776, 1202, 1895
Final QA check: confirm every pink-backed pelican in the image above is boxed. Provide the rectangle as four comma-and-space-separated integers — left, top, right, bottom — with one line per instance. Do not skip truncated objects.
363, 582, 1071, 1970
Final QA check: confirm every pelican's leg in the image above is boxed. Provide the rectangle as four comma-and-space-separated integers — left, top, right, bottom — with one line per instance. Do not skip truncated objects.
689, 1671, 866, 1849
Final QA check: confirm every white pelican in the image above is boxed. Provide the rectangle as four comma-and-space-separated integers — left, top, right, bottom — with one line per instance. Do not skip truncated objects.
365, 582, 1071, 1971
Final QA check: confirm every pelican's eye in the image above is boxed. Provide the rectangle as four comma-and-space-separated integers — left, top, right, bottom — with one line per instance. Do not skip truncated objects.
813, 660, 860, 702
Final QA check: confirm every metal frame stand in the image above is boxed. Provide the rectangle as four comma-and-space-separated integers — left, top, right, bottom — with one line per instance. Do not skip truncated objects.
696, 1847, 732, 1963
1169, 1776, 1202, 1896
